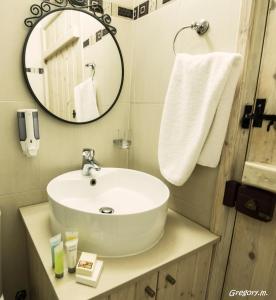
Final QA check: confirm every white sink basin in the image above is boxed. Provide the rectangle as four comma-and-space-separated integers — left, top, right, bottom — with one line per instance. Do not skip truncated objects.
47, 168, 169, 257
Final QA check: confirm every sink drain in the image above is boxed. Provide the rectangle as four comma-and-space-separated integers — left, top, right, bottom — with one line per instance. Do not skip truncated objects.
99, 207, 114, 214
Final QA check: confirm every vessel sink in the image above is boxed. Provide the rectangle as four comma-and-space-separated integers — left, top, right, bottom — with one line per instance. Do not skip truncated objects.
47, 168, 169, 257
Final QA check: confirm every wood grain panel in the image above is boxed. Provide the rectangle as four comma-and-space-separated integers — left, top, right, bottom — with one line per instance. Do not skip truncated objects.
109, 283, 136, 300
247, 0, 276, 163
207, 1, 270, 299
223, 1, 276, 298
157, 263, 178, 300
223, 215, 276, 299
94, 296, 109, 300
242, 161, 276, 192
27, 234, 58, 300
42, 11, 82, 121
175, 247, 212, 300
157, 247, 212, 300
135, 272, 158, 300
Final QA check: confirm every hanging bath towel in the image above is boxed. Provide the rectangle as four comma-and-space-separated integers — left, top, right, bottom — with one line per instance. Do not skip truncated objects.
158, 52, 242, 186
74, 78, 100, 122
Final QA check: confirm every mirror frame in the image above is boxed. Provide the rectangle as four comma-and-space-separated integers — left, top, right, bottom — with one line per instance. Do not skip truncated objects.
22, 1, 124, 124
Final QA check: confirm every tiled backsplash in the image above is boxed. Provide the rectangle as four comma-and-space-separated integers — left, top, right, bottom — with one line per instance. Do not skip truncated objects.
25, 67, 44, 74
83, 28, 109, 48
93, 0, 175, 20
118, 6, 134, 19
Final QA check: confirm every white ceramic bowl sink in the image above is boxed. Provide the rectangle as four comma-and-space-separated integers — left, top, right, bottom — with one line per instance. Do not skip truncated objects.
47, 168, 169, 257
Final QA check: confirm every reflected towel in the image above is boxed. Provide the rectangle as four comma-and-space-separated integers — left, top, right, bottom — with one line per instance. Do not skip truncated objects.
158, 52, 242, 186
74, 78, 99, 122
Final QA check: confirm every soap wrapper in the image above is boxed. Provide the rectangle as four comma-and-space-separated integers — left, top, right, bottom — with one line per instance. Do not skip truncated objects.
76, 260, 103, 288
76, 252, 97, 276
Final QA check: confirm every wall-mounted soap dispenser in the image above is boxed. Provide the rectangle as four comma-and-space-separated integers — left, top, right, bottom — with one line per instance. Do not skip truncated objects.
17, 109, 40, 157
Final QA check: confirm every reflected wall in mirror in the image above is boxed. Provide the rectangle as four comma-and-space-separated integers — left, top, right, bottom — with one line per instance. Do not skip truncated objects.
23, 8, 124, 123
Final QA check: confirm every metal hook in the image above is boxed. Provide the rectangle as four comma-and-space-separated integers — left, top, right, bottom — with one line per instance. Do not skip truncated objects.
173, 19, 209, 55
85, 63, 96, 79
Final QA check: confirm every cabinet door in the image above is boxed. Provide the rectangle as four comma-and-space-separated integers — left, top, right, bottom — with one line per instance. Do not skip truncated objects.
157, 263, 178, 300
136, 272, 158, 300
157, 246, 212, 300
94, 297, 109, 300
109, 283, 136, 300
109, 272, 158, 300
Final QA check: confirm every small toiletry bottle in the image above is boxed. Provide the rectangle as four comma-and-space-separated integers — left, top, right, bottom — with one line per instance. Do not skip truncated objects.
54, 242, 64, 279
49, 233, 61, 268
65, 231, 78, 241
65, 239, 78, 273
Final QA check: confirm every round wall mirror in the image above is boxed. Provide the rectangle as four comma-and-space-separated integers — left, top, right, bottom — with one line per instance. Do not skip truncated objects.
23, 8, 124, 124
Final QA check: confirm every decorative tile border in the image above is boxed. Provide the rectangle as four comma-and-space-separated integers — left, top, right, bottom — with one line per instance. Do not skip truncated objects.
91, 0, 175, 20
118, 7, 133, 19
83, 28, 109, 48
25, 67, 44, 74
138, 1, 149, 18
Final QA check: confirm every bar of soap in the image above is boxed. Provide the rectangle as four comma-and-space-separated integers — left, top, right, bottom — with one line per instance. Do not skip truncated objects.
76, 252, 97, 276
76, 260, 103, 288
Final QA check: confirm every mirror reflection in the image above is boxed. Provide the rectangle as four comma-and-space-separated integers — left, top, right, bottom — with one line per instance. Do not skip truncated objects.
24, 9, 123, 123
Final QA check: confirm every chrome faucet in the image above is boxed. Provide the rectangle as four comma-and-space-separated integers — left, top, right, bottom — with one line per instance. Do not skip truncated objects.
82, 148, 101, 176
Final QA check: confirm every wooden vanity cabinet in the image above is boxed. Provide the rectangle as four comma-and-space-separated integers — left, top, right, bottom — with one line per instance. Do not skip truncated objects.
98, 246, 212, 300
22, 204, 218, 300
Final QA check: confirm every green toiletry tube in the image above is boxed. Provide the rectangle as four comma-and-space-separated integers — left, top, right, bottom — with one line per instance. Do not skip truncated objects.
54, 242, 64, 279
49, 233, 61, 268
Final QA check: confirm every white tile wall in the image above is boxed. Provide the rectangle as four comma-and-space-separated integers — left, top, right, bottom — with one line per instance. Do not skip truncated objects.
129, 0, 243, 227
0, 1, 132, 298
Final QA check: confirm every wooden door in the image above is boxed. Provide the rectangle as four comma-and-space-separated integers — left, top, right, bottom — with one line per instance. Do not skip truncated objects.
42, 10, 83, 121
222, 1, 276, 299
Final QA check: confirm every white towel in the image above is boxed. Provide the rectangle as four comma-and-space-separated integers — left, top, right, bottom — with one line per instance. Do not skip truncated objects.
198, 56, 242, 167
74, 78, 100, 122
158, 52, 242, 186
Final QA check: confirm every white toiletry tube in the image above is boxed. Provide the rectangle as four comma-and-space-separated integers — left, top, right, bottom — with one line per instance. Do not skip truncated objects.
65, 239, 78, 273
17, 109, 40, 157
49, 233, 61, 268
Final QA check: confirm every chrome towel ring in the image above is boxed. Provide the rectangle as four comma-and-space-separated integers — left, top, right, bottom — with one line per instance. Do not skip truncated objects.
173, 19, 209, 54
85, 62, 96, 79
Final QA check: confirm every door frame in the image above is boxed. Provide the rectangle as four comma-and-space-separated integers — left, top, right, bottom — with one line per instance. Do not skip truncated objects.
206, 1, 271, 299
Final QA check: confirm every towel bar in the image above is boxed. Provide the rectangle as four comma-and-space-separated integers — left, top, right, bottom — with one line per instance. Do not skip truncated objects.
173, 19, 209, 54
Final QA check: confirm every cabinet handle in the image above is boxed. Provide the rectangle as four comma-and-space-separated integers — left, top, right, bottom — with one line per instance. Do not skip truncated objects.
145, 286, 156, 298
165, 274, 176, 285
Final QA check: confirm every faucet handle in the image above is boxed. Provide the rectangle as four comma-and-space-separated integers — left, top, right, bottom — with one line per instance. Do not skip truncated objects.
82, 148, 95, 161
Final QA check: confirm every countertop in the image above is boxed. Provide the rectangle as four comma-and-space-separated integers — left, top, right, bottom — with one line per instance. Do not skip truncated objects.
20, 203, 219, 300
